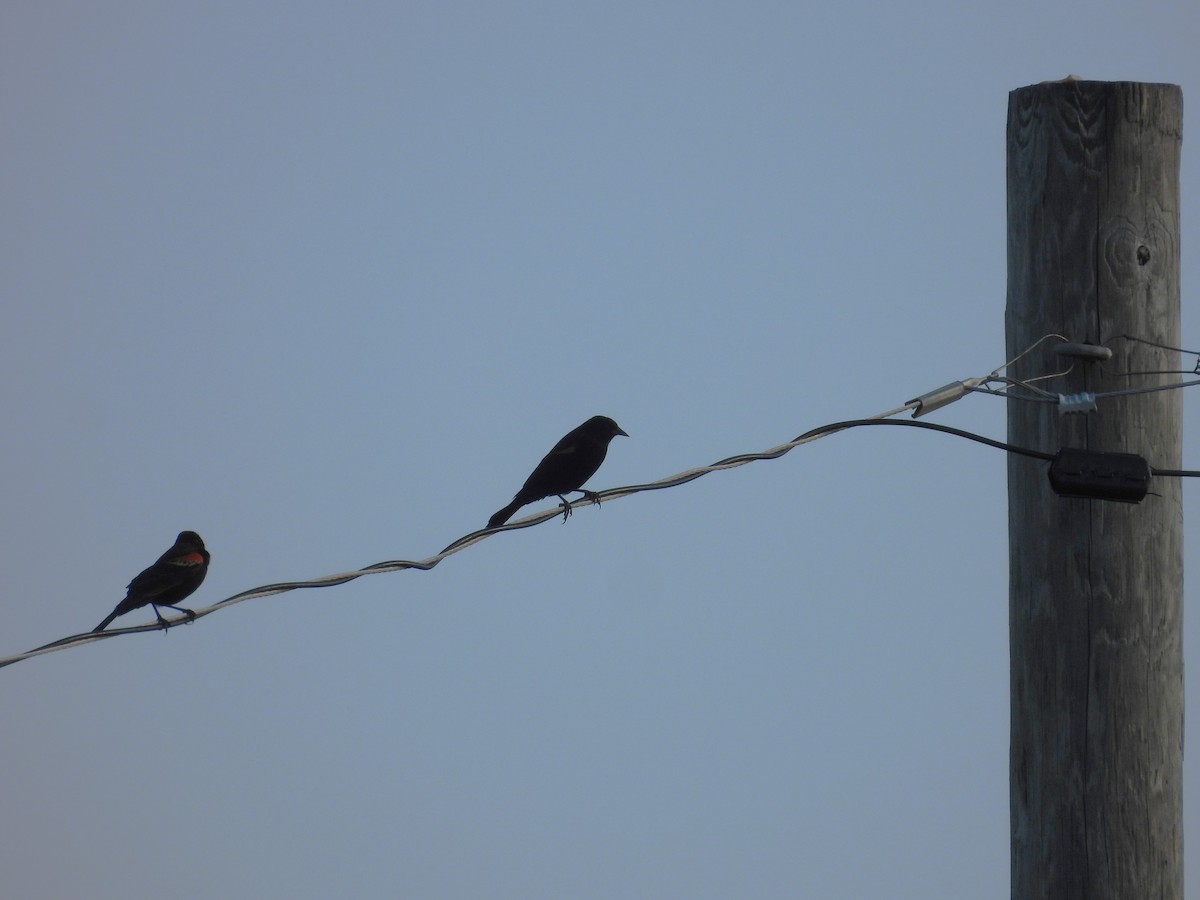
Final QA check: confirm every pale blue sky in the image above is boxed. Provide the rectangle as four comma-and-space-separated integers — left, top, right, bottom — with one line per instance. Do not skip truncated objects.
2, 2, 1198, 898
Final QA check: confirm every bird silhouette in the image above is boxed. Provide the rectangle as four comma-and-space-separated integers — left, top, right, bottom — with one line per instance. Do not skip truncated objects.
488, 416, 628, 528
93, 531, 210, 632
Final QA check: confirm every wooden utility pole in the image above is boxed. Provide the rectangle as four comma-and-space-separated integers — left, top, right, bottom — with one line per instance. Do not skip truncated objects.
1006, 81, 1183, 899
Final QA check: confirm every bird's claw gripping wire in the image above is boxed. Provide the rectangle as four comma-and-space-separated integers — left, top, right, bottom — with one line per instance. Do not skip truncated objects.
556, 494, 574, 523
557, 490, 603, 523
155, 606, 196, 631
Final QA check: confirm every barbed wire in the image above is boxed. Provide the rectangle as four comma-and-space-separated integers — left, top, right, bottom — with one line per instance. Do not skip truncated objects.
4, 334, 1198, 671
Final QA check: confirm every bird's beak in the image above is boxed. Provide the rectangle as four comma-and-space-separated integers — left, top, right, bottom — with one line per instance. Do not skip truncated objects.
616, 426, 629, 437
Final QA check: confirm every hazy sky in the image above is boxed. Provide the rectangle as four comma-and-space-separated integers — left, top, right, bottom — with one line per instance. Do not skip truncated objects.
3, 2, 1198, 898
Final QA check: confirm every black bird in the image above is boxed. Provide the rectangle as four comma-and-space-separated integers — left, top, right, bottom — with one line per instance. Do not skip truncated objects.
93, 531, 210, 632
488, 416, 628, 528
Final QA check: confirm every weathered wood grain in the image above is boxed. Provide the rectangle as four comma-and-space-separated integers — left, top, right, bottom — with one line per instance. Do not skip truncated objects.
1006, 81, 1183, 900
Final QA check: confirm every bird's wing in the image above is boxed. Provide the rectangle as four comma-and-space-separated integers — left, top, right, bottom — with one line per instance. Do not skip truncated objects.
126, 553, 205, 597
545, 434, 581, 456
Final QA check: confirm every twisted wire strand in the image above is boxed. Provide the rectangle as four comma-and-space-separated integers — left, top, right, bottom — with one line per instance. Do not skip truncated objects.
2, 410, 1074, 672
970, 377, 1200, 404
961, 334, 1076, 401
0, 401, 942, 671
995, 332, 1070, 377
968, 330, 1200, 405
4, 333, 1195, 671
970, 377, 1060, 403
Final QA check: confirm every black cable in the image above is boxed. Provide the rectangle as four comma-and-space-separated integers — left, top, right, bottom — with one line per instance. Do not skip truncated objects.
784, 418, 1057, 462
2, 412, 1192, 671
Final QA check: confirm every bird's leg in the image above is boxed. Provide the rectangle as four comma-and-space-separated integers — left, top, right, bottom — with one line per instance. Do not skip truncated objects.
580, 489, 601, 508
152, 605, 171, 631
556, 494, 574, 523
164, 605, 197, 624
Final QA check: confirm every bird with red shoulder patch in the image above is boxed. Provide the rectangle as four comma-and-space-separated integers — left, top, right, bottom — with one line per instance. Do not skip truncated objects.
93, 531, 210, 632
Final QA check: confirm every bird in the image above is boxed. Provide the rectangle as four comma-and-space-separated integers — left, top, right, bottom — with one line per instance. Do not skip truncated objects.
488, 416, 628, 528
93, 531, 210, 632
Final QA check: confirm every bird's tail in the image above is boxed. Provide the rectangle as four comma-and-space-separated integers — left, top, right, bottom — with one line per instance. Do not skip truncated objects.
488, 499, 524, 529
93, 611, 119, 633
